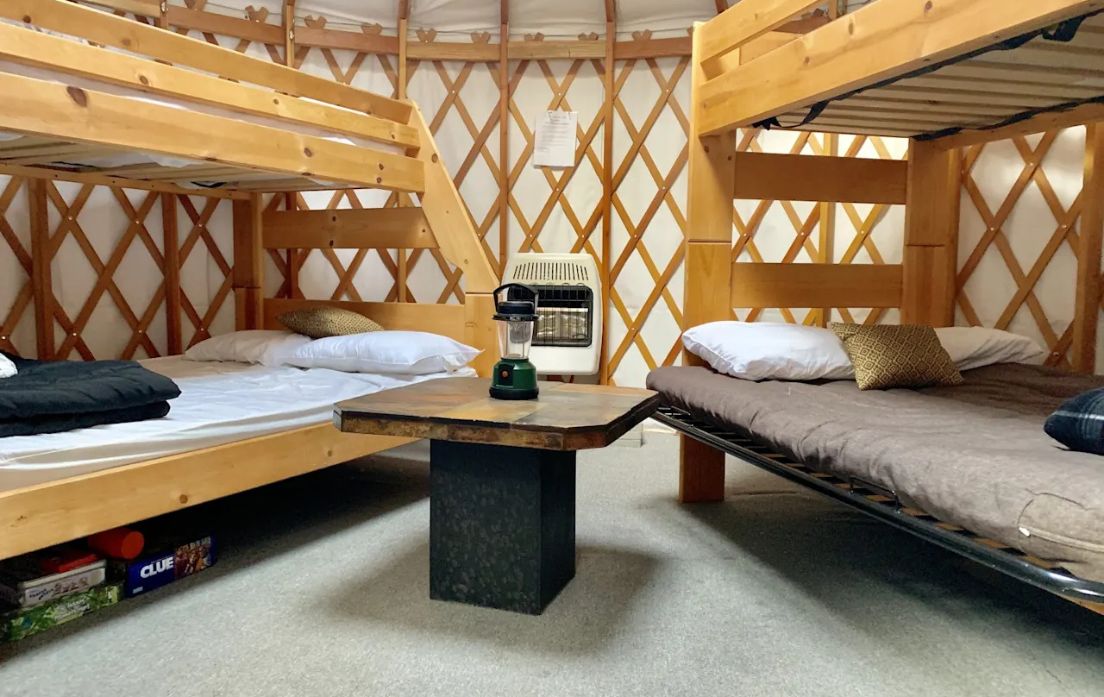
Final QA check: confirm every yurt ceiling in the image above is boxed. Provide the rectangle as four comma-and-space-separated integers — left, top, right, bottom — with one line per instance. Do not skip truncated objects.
202, 0, 721, 37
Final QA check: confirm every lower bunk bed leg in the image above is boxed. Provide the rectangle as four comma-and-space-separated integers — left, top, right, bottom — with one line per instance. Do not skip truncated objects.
679, 434, 725, 503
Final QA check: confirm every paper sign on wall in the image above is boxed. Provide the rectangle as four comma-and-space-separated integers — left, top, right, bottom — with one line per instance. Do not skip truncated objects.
533, 111, 577, 168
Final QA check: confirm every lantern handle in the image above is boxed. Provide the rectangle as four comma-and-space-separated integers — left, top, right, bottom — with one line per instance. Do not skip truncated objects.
493, 283, 539, 308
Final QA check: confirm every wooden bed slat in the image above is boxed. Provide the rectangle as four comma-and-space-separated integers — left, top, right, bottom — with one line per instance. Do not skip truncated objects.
0, 71, 425, 193
697, 0, 1104, 135
262, 208, 436, 250
0, 163, 248, 200
730, 262, 903, 309
733, 152, 908, 204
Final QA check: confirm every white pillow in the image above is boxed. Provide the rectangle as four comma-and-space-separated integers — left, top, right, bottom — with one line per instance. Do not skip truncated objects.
934, 326, 1047, 371
183, 330, 312, 366
682, 321, 853, 381
0, 353, 15, 379
287, 331, 480, 375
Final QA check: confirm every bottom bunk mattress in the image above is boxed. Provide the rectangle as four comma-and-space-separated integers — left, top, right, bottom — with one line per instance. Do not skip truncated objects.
0, 357, 474, 492
647, 363, 1104, 582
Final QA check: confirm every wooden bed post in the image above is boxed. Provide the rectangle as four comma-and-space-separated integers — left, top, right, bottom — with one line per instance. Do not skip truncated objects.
680, 22, 736, 503
1074, 122, 1104, 373
27, 178, 54, 360
902, 140, 960, 327
233, 193, 264, 331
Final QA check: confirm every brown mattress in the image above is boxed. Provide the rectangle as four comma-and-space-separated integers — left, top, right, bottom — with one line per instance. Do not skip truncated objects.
647, 364, 1104, 582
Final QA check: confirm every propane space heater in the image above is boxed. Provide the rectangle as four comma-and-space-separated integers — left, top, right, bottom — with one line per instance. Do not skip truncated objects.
501, 253, 601, 376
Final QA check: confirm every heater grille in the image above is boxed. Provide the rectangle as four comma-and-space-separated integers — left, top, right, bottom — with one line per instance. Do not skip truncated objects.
532, 284, 593, 347
511, 260, 591, 284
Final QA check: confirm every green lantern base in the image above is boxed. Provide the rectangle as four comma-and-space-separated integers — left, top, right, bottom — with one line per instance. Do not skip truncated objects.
489, 357, 539, 400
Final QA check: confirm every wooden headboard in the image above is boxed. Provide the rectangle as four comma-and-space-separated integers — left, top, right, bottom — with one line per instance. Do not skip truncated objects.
262, 298, 466, 342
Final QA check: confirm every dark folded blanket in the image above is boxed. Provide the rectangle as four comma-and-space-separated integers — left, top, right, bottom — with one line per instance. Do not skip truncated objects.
0, 353, 180, 437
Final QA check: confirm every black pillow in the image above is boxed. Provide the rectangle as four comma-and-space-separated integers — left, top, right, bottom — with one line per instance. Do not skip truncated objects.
1045, 388, 1104, 455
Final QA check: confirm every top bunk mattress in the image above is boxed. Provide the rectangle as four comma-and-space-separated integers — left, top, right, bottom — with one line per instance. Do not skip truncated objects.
647, 363, 1104, 582
0, 357, 473, 493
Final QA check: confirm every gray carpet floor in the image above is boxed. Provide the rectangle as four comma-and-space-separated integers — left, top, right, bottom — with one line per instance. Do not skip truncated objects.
2, 431, 1103, 696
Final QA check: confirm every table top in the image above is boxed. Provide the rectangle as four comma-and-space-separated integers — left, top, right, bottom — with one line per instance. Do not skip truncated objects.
334, 377, 660, 451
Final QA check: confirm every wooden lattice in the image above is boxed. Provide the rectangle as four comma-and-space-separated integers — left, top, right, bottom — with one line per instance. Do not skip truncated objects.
958, 130, 1086, 368
507, 50, 606, 267
606, 52, 691, 385
405, 34, 502, 302
0, 176, 31, 356
1, 2, 1097, 381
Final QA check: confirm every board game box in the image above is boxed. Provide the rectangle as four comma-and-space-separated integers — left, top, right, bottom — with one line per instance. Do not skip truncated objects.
0, 552, 106, 608
111, 534, 216, 598
1, 582, 122, 643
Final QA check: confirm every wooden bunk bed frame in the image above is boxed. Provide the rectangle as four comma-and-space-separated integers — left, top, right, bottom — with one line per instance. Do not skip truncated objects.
0, 1, 500, 561
676, 0, 1104, 611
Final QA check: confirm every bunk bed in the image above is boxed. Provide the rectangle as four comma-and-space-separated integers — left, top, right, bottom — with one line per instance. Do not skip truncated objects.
0, 1, 500, 561
662, 0, 1104, 612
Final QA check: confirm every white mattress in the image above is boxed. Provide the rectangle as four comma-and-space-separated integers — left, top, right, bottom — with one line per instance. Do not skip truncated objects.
0, 357, 474, 492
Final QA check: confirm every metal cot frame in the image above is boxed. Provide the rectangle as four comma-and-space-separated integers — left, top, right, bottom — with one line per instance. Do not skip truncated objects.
654, 403, 1104, 608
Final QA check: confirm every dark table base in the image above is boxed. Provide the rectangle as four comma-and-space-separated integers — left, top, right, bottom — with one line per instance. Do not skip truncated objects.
429, 440, 576, 615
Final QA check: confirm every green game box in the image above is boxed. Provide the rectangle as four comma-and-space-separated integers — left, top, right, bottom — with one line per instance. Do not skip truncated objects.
1, 582, 123, 643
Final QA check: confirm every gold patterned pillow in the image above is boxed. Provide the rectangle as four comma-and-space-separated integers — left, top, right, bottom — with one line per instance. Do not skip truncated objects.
830, 323, 963, 391
278, 307, 384, 339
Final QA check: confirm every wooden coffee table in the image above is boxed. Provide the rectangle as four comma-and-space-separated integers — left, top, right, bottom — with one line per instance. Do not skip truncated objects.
334, 377, 659, 615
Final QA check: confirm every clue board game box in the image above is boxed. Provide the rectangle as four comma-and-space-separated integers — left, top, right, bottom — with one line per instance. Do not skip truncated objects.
111, 534, 216, 598
0, 551, 106, 608
1, 582, 123, 643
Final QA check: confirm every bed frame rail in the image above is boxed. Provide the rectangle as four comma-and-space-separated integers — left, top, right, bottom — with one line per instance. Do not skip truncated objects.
656, 404, 1104, 606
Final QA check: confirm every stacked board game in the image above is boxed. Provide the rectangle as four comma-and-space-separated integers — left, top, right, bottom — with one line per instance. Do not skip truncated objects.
1, 517, 217, 643
2, 583, 123, 642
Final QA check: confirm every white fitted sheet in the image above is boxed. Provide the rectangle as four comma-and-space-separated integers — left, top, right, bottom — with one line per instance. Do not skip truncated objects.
0, 357, 474, 492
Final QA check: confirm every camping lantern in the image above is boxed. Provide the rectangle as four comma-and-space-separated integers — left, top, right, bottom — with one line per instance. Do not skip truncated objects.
489, 283, 539, 400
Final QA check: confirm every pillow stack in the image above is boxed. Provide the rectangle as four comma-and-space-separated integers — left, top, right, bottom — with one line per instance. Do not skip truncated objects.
183, 306, 481, 375
682, 321, 1047, 391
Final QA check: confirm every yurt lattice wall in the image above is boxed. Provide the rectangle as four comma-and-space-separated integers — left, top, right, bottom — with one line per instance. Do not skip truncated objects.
0, 0, 1099, 385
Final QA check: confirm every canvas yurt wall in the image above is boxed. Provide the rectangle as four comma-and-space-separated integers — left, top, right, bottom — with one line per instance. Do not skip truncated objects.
0, 0, 1097, 386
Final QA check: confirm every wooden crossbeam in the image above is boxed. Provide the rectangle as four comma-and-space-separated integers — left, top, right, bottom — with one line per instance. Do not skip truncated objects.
732, 151, 907, 203
0, 23, 419, 150
5, 0, 411, 123
262, 208, 436, 250
161, 5, 284, 45
698, 0, 825, 76
696, 0, 1104, 135
0, 424, 411, 561
0, 72, 424, 192
730, 262, 903, 309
